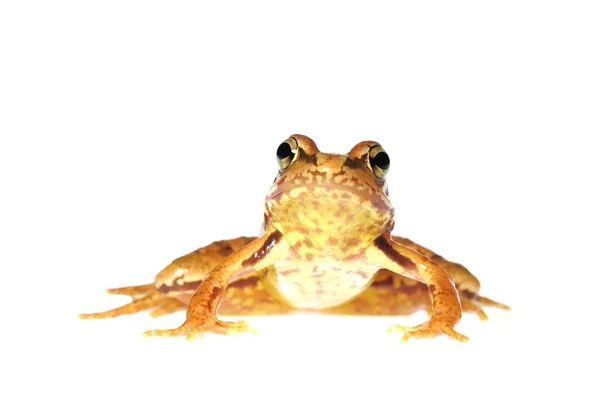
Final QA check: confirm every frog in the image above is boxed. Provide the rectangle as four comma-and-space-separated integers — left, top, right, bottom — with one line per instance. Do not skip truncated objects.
80, 134, 509, 342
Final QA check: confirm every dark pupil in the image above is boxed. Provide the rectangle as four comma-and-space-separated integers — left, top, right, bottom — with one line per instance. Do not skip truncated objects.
373, 152, 390, 170
277, 142, 292, 160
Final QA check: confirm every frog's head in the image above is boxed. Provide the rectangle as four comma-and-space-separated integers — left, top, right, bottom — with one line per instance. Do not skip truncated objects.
265, 135, 394, 245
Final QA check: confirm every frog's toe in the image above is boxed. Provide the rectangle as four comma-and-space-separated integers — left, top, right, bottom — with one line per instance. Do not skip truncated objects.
143, 326, 196, 338
387, 321, 469, 343
215, 319, 257, 335
459, 291, 510, 321
143, 316, 253, 339
459, 297, 489, 321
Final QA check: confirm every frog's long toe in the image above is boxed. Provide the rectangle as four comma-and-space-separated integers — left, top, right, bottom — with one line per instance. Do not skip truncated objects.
106, 283, 156, 298
142, 326, 195, 338
474, 295, 511, 311
79, 293, 184, 319
459, 296, 489, 321
79, 294, 162, 319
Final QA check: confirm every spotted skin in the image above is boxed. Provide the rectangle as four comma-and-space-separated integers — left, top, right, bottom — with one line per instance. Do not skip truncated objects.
80, 135, 509, 342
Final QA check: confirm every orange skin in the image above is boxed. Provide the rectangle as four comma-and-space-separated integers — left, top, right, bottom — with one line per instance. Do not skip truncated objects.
80, 135, 509, 342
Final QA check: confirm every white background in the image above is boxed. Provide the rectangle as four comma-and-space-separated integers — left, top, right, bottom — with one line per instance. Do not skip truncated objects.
1, 1, 599, 397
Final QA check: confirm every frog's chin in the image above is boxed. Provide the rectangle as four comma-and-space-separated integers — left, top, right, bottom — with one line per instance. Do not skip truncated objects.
266, 184, 394, 238
267, 182, 392, 213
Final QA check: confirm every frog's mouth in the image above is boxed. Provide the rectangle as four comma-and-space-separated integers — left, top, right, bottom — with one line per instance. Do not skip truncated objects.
266, 182, 394, 241
267, 182, 393, 214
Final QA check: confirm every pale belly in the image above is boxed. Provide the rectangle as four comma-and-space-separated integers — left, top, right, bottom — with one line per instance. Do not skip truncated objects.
265, 261, 379, 310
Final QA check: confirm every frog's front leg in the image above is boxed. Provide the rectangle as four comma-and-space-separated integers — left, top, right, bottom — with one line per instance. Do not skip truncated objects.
392, 235, 510, 317
144, 228, 287, 340
367, 234, 468, 342
79, 237, 256, 319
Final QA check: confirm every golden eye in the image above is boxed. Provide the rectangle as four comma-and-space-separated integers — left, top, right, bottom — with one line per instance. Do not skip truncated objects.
276, 137, 299, 170
368, 145, 390, 178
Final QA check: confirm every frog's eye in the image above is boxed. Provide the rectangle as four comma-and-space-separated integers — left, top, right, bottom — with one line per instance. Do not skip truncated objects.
276, 137, 299, 170
367, 145, 390, 178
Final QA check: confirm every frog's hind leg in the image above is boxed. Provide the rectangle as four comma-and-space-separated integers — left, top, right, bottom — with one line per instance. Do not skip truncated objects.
80, 236, 259, 321
327, 270, 507, 320
82, 273, 291, 323
391, 236, 511, 315
79, 285, 186, 319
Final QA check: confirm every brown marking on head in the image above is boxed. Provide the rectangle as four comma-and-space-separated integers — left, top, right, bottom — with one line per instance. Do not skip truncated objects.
242, 230, 283, 267
342, 157, 356, 169
327, 237, 338, 246
373, 236, 418, 274
292, 174, 310, 184
332, 169, 345, 178
303, 153, 319, 167
308, 169, 328, 179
